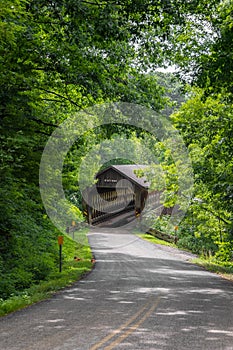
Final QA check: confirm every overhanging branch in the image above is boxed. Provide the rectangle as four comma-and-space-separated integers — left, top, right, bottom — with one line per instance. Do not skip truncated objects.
38, 88, 83, 108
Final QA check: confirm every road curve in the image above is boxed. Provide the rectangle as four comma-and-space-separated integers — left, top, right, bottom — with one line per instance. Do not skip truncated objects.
1, 228, 233, 350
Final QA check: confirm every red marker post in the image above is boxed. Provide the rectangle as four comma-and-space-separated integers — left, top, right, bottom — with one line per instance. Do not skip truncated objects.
174, 226, 178, 244
58, 236, 64, 272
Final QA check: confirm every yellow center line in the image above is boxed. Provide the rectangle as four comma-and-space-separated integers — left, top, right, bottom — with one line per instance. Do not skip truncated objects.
89, 297, 153, 350
89, 296, 160, 350
103, 296, 161, 350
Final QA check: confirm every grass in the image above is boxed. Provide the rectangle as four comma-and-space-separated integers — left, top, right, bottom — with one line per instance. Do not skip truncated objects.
191, 258, 233, 281
0, 229, 94, 317
137, 233, 177, 248
138, 232, 233, 282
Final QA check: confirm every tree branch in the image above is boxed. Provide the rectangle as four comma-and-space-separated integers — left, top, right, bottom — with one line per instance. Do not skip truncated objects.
37, 88, 83, 108
201, 206, 231, 226
31, 118, 59, 128
34, 130, 51, 136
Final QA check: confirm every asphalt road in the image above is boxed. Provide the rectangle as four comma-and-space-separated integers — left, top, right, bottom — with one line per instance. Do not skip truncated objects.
1, 228, 233, 350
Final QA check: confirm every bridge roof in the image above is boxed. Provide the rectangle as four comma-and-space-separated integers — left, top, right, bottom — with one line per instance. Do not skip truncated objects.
96, 164, 150, 189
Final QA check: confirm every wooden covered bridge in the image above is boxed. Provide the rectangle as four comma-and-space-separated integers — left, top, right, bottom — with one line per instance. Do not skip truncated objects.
82, 164, 161, 225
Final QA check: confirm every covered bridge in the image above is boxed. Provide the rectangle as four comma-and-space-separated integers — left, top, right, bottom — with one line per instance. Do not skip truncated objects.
82, 164, 160, 225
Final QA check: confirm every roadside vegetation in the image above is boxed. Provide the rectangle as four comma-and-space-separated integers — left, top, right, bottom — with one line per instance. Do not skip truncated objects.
0, 231, 93, 317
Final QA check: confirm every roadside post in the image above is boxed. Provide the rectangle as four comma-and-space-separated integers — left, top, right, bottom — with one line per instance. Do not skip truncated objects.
58, 236, 64, 272
174, 226, 178, 244
71, 220, 76, 240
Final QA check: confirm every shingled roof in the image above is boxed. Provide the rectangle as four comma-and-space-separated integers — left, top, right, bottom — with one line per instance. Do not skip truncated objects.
96, 164, 150, 189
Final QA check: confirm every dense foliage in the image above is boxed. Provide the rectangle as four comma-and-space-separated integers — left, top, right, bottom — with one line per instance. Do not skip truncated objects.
0, 0, 232, 300
171, 0, 233, 260
172, 90, 233, 260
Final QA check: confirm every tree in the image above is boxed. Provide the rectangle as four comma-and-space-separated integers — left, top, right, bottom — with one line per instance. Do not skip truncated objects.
172, 89, 233, 260
195, 0, 233, 95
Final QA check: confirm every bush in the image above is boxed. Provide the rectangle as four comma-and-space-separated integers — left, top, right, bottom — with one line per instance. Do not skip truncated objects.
25, 255, 56, 283
0, 276, 16, 300
11, 269, 34, 290
214, 241, 233, 262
